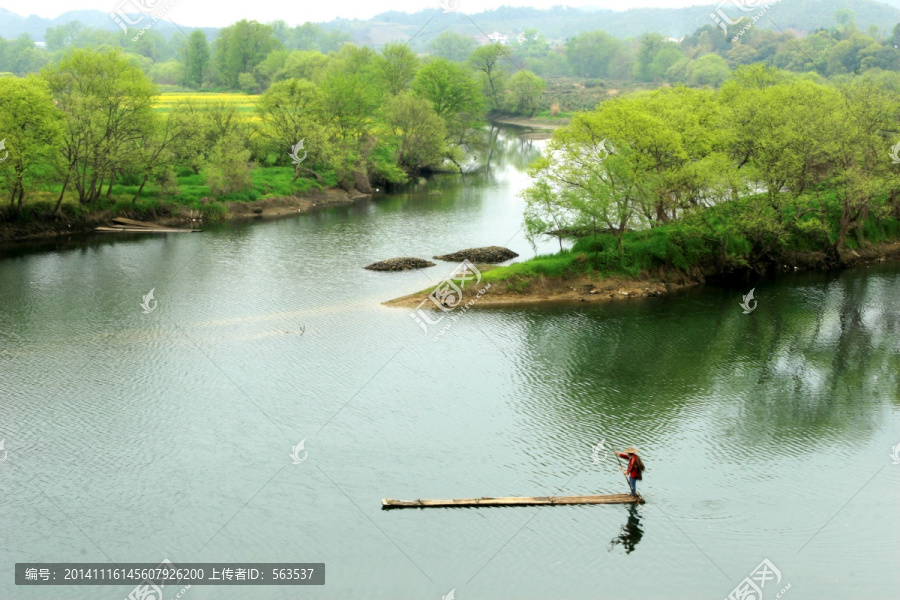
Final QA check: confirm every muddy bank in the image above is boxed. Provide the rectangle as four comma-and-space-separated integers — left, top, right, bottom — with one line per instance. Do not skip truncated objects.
218, 188, 368, 223
385, 271, 699, 309
385, 241, 900, 309
490, 117, 568, 140
0, 188, 369, 244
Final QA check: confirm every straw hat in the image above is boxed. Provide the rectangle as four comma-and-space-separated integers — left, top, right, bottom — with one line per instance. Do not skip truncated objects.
622, 446, 639, 454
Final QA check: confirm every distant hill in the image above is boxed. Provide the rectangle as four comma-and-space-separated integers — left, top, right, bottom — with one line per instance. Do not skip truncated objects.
2, 0, 899, 43
0, 7, 190, 39
350, 1, 900, 47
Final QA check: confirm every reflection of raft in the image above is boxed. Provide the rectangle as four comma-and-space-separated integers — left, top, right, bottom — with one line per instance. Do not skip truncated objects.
382, 493, 644, 509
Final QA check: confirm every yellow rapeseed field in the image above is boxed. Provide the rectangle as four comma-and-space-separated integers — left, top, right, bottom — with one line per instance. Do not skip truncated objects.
154, 92, 262, 122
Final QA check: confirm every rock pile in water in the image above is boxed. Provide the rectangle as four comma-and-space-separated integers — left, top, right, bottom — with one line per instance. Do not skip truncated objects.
365, 257, 436, 271
434, 246, 519, 263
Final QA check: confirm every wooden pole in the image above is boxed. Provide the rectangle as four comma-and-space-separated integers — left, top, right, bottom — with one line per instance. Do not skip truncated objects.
607, 442, 636, 497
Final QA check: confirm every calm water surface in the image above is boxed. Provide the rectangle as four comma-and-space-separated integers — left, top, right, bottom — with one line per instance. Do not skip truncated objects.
1, 128, 899, 599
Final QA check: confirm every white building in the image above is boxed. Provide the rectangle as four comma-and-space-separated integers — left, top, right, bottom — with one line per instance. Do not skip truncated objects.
486, 31, 508, 45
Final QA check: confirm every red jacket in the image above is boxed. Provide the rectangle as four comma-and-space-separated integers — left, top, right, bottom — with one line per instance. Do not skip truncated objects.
617, 453, 641, 478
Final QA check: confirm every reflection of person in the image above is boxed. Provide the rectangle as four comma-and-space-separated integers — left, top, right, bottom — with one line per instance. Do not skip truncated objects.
608, 505, 644, 554
616, 447, 645, 498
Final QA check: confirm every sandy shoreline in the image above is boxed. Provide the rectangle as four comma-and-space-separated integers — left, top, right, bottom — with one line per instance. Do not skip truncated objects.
384, 272, 700, 309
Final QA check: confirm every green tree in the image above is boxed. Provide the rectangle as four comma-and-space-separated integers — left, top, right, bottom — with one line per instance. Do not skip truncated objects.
512, 29, 550, 60
42, 48, 157, 204
827, 78, 899, 251
470, 43, 509, 112
720, 75, 844, 260
384, 93, 447, 173
376, 42, 419, 96
429, 31, 476, 62
214, 20, 282, 87
255, 79, 329, 182
689, 54, 731, 87
169, 102, 246, 175
0, 75, 64, 211
125, 104, 193, 202
238, 72, 261, 93
634, 33, 671, 82
180, 29, 210, 88
6, 34, 48, 75
287, 22, 351, 53
278, 50, 329, 82
522, 117, 650, 253
412, 58, 482, 119
411, 58, 484, 162
206, 130, 253, 196
45, 22, 85, 52
321, 45, 381, 142
566, 31, 627, 78
505, 70, 545, 115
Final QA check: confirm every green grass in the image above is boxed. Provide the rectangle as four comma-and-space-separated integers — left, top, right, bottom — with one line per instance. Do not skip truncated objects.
484, 191, 900, 288
4, 163, 329, 225
532, 109, 576, 119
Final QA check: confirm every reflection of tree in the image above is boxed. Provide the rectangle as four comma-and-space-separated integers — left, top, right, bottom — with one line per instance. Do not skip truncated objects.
482, 125, 542, 172
608, 505, 644, 554
513, 268, 900, 458
368, 126, 540, 215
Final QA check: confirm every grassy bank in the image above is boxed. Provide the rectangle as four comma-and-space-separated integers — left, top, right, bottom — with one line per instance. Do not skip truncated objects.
0, 164, 343, 242
487, 194, 900, 292
387, 191, 900, 308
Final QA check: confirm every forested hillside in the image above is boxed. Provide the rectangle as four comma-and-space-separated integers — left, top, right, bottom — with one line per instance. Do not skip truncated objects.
2, 0, 899, 42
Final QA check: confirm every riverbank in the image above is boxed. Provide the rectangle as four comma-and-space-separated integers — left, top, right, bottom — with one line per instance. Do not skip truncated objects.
490, 116, 569, 139
385, 239, 900, 309
0, 188, 369, 244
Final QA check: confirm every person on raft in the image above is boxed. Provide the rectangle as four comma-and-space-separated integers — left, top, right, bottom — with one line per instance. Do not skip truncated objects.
617, 447, 645, 498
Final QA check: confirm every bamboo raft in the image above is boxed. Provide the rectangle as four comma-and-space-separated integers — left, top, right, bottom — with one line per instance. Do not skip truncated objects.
95, 217, 200, 233
382, 493, 643, 509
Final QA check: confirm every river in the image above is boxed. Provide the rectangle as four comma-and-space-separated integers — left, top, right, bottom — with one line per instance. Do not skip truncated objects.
1, 127, 898, 599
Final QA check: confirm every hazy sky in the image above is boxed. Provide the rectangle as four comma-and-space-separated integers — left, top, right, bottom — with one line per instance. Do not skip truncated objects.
1, 0, 709, 27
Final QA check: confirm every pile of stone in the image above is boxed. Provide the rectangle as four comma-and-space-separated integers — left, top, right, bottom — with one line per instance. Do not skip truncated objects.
364, 257, 436, 271
434, 246, 519, 263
